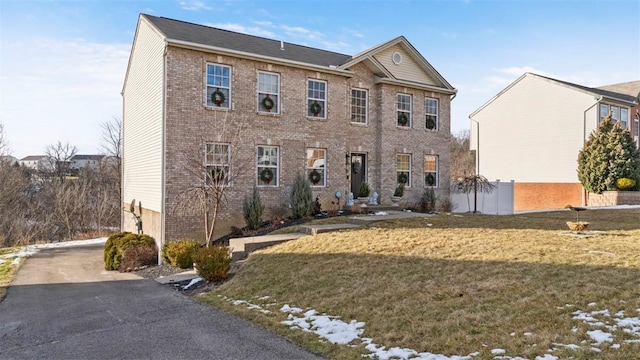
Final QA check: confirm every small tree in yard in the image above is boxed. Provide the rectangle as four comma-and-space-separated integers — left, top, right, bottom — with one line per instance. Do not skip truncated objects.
578, 114, 640, 194
176, 113, 248, 246
243, 187, 264, 230
290, 173, 314, 219
455, 174, 496, 213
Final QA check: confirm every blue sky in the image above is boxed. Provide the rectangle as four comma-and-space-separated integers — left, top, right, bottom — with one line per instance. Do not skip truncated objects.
1, 0, 638, 158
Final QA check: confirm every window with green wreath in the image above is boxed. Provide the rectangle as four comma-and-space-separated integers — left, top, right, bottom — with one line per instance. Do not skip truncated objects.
424, 155, 438, 187
396, 154, 411, 186
205, 142, 230, 186
308, 79, 327, 118
258, 72, 279, 113
425, 98, 438, 130
306, 148, 326, 187
206, 64, 231, 108
257, 146, 279, 186
397, 94, 412, 127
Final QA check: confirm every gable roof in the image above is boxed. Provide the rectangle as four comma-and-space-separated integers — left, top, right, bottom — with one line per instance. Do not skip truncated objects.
338, 36, 456, 94
596, 80, 640, 99
142, 14, 352, 68
20, 155, 46, 161
471, 72, 638, 118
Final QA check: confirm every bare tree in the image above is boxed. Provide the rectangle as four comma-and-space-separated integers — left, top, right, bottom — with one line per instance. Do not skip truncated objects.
455, 174, 496, 213
0, 122, 9, 157
175, 114, 249, 246
450, 130, 475, 179
43, 141, 77, 182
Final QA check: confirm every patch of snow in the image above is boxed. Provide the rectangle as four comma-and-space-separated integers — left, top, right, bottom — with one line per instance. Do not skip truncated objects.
373, 211, 388, 216
611, 344, 621, 349
182, 277, 203, 290
588, 302, 597, 307
524, 332, 533, 337
535, 355, 558, 360
1, 238, 108, 266
280, 304, 303, 313
587, 330, 613, 345
491, 348, 505, 355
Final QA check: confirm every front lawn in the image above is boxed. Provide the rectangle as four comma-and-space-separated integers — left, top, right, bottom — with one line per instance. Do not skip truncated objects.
201, 209, 640, 359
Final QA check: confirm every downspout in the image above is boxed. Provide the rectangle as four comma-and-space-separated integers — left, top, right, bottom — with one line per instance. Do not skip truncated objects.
159, 40, 168, 264
582, 96, 602, 206
120, 90, 125, 233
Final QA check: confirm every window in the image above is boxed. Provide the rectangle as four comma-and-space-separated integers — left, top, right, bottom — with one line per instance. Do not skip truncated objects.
258, 72, 280, 113
397, 94, 412, 127
599, 103, 630, 128
205, 143, 230, 185
351, 88, 368, 124
424, 155, 438, 187
257, 146, 279, 186
621, 108, 629, 129
308, 79, 327, 118
306, 149, 326, 187
396, 154, 411, 186
206, 64, 231, 108
425, 98, 438, 130
635, 114, 639, 147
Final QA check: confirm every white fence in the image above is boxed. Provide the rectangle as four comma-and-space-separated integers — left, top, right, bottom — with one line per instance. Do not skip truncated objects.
450, 180, 515, 215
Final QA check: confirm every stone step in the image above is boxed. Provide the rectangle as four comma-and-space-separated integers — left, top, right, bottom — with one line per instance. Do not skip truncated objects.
299, 223, 360, 236
229, 233, 306, 261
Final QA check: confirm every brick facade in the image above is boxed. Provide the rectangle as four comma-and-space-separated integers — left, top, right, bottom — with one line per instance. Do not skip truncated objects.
514, 183, 583, 211
162, 47, 452, 242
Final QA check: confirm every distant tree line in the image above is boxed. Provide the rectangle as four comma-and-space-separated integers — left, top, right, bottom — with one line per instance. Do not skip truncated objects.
0, 118, 121, 247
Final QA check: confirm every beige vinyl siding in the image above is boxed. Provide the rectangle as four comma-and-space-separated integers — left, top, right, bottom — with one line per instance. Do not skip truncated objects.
122, 18, 165, 212
373, 44, 438, 86
471, 74, 599, 184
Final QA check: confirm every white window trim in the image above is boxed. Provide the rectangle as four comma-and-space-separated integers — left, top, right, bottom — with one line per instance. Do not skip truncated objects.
350, 88, 368, 125
205, 63, 232, 109
307, 79, 327, 119
257, 71, 280, 114
306, 148, 327, 187
204, 142, 231, 186
634, 114, 639, 147
256, 145, 280, 187
424, 154, 438, 188
396, 153, 411, 187
397, 93, 412, 128
425, 97, 439, 131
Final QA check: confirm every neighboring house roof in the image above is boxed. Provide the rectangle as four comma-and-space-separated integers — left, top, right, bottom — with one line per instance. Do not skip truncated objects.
596, 80, 640, 100
20, 155, 46, 161
142, 15, 352, 68
470, 73, 638, 118
71, 154, 106, 161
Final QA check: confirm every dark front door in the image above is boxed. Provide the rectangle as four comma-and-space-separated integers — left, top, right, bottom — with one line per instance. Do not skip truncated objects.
350, 153, 366, 196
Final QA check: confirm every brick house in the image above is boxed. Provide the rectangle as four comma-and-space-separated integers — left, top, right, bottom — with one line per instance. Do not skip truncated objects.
469, 73, 640, 211
122, 14, 456, 246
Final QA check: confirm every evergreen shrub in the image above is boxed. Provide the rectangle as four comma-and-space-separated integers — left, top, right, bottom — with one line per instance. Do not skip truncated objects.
162, 239, 201, 269
243, 187, 264, 230
290, 173, 314, 219
193, 246, 231, 282
104, 232, 155, 270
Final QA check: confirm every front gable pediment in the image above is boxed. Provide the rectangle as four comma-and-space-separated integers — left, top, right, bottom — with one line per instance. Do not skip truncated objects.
338, 36, 455, 93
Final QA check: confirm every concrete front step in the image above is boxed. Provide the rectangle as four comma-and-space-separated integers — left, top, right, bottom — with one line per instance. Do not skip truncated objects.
229, 233, 306, 261
299, 223, 360, 235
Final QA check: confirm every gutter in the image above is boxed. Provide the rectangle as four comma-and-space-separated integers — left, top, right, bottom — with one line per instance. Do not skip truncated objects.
375, 77, 457, 95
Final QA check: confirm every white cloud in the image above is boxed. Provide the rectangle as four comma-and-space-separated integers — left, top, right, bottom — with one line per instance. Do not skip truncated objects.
279, 25, 323, 41
0, 38, 130, 157
179, 1, 212, 11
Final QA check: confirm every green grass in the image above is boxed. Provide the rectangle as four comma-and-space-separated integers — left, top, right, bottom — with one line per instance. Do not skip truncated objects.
200, 209, 640, 359
0, 247, 23, 302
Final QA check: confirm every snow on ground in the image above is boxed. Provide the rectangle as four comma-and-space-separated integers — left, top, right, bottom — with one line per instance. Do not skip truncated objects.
220, 296, 640, 360
0, 237, 107, 266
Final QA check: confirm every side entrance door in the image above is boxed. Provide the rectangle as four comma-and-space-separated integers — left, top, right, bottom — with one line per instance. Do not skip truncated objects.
350, 153, 366, 196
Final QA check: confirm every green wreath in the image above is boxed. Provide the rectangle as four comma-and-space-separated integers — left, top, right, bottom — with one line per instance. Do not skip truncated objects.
426, 173, 436, 186
308, 170, 322, 184
261, 96, 275, 111
211, 167, 226, 182
259, 168, 274, 184
426, 117, 436, 130
211, 89, 226, 106
397, 173, 408, 184
310, 102, 322, 116
398, 113, 409, 126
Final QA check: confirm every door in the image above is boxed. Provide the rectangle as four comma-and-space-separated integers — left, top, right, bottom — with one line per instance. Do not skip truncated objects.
350, 153, 366, 196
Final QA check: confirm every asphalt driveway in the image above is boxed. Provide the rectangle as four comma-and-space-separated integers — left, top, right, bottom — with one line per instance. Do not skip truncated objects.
0, 243, 322, 360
